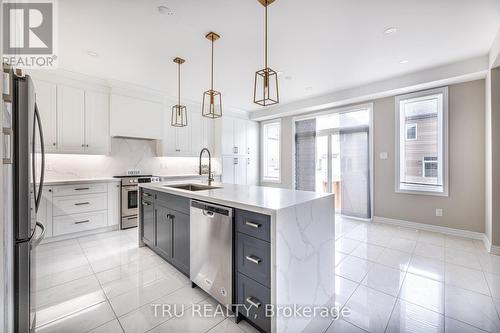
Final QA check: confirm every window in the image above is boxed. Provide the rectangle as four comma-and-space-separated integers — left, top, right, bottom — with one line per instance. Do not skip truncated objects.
406, 123, 417, 140
262, 120, 281, 182
396, 87, 448, 195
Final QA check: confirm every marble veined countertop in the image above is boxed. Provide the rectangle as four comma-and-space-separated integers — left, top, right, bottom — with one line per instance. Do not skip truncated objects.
139, 181, 333, 214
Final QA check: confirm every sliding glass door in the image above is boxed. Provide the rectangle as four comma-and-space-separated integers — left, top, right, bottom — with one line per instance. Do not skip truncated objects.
295, 107, 371, 219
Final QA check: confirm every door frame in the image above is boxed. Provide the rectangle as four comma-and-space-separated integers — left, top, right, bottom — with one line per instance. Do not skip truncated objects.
291, 103, 374, 221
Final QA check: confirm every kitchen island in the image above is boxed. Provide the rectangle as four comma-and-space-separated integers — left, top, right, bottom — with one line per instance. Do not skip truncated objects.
138, 182, 335, 333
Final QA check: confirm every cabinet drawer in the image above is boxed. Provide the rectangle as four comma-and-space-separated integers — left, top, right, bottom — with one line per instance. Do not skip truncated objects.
53, 193, 107, 216
237, 273, 271, 333
236, 209, 270, 242
53, 211, 107, 236
156, 192, 190, 214
237, 233, 271, 288
52, 183, 107, 197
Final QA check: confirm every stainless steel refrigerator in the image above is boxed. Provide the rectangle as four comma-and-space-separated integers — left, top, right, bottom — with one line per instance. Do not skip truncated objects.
3, 68, 46, 332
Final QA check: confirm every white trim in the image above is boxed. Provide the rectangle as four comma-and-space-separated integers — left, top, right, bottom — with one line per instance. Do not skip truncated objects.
373, 216, 485, 240
260, 119, 282, 184
395, 87, 449, 197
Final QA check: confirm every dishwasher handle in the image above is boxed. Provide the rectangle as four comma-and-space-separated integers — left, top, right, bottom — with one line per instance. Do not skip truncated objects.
191, 200, 233, 218
203, 210, 215, 218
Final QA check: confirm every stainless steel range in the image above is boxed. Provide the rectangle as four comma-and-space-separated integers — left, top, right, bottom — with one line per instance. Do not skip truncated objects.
114, 174, 160, 229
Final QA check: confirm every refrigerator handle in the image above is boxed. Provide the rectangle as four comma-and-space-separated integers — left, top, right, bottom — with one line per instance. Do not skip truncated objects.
31, 222, 45, 248
33, 103, 45, 212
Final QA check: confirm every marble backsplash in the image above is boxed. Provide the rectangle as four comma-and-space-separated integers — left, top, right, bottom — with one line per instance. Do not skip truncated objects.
40, 138, 221, 180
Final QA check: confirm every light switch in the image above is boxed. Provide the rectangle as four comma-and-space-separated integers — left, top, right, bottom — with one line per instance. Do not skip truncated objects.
379, 152, 388, 160
436, 208, 443, 217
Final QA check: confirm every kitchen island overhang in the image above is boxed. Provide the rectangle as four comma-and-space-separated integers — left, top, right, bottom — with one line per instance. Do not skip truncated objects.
138, 182, 335, 333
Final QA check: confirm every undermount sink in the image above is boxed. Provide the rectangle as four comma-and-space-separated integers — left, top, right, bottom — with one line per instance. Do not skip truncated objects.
164, 183, 222, 191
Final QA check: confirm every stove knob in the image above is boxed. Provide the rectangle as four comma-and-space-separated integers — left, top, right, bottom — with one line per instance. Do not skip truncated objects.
129, 179, 133, 183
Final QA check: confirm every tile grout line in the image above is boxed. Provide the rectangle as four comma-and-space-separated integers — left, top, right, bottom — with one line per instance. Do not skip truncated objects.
78, 234, 126, 333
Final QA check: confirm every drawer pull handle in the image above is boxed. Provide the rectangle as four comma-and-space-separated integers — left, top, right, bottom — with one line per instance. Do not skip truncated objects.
75, 220, 90, 224
246, 255, 262, 264
74, 202, 90, 206
142, 201, 151, 206
143, 193, 151, 197
245, 221, 261, 228
246, 297, 261, 308
74, 187, 90, 191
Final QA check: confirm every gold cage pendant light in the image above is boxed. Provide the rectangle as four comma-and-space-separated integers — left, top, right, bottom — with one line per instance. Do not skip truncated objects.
254, 0, 279, 106
202, 32, 222, 119
171, 57, 187, 127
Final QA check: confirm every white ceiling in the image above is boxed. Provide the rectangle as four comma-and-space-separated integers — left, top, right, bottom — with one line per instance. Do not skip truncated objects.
58, 0, 500, 112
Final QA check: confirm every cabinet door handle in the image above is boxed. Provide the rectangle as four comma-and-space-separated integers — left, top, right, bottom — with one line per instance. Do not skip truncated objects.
143, 193, 151, 197
247, 159, 250, 165
246, 255, 262, 264
246, 297, 261, 308
52, 142, 56, 146
233, 147, 238, 154
75, 219, 90, 224
74, 187, 89, 191
234, 158, 238, 165
74, 202, 90, 206
175, 149, 181, 152
142, 201, 151, 206
245, 221, 261, 228
247, 147, 250, 154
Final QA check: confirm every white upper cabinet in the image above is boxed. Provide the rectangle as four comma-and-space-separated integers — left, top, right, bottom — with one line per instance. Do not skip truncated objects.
219, 117, 235, 155
32, 77, 110, 155
234, 118, 247, 155
246, 121, 259, 156
57, 85, 86, 153
222, 156, 236, 183
33, 80, 58, 152
85, 91, 110, 155
110, 94, 163, 140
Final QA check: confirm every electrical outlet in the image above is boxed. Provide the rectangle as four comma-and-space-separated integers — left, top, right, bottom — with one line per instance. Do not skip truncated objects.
379, 152, 388, 160
160, 162, 168, 169
435, 208, 443, 217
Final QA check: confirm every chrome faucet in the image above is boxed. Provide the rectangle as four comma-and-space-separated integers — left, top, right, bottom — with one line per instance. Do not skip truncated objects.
199, 148, 214, 185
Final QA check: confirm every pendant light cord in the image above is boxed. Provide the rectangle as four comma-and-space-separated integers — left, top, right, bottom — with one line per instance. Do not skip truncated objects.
211, 37, 214, 91
178, 62, 181, 106
265, 2, 268, 70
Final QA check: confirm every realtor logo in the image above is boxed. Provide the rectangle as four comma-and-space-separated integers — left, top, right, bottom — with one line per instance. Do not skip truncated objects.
2, 0, 58, 68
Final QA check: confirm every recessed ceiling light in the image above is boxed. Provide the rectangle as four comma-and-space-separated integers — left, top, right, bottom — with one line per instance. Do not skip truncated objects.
399, 60, 409, 64
158, 5, 174, 15
384, 27, 398, 35
284, 75, 292, 80
87, 51, 98, 57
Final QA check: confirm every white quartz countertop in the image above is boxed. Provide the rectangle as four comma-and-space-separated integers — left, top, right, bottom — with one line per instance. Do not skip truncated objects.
43, 178, 120, 186
139, 181, 333, 214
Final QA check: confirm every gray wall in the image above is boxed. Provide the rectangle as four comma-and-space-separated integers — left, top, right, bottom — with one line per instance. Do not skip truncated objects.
265, 79, 486, 233
374, 80, 485, 232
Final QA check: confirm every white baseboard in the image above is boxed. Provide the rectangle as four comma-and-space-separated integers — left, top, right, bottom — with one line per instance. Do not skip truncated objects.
373, 215, 485, 238
372, 216, 500, 254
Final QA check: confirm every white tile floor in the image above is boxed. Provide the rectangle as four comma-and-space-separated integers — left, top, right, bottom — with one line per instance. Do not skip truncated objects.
34, 216, 500, 332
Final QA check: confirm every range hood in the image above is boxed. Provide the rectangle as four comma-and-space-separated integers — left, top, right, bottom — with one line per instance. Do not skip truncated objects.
110, 94, 163, 140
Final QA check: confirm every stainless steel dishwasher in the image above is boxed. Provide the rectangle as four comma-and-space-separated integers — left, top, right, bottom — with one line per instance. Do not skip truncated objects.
190, 200, 233, 307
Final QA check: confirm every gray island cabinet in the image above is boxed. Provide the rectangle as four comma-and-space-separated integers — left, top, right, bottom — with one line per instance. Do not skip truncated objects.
138, 182, 335, 333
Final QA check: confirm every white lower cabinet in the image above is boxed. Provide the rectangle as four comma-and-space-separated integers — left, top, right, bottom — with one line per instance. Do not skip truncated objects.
222, 156, 258, 185
107, 182, 120, 227
53, 211, 107, 236
42, 181, 121, 240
